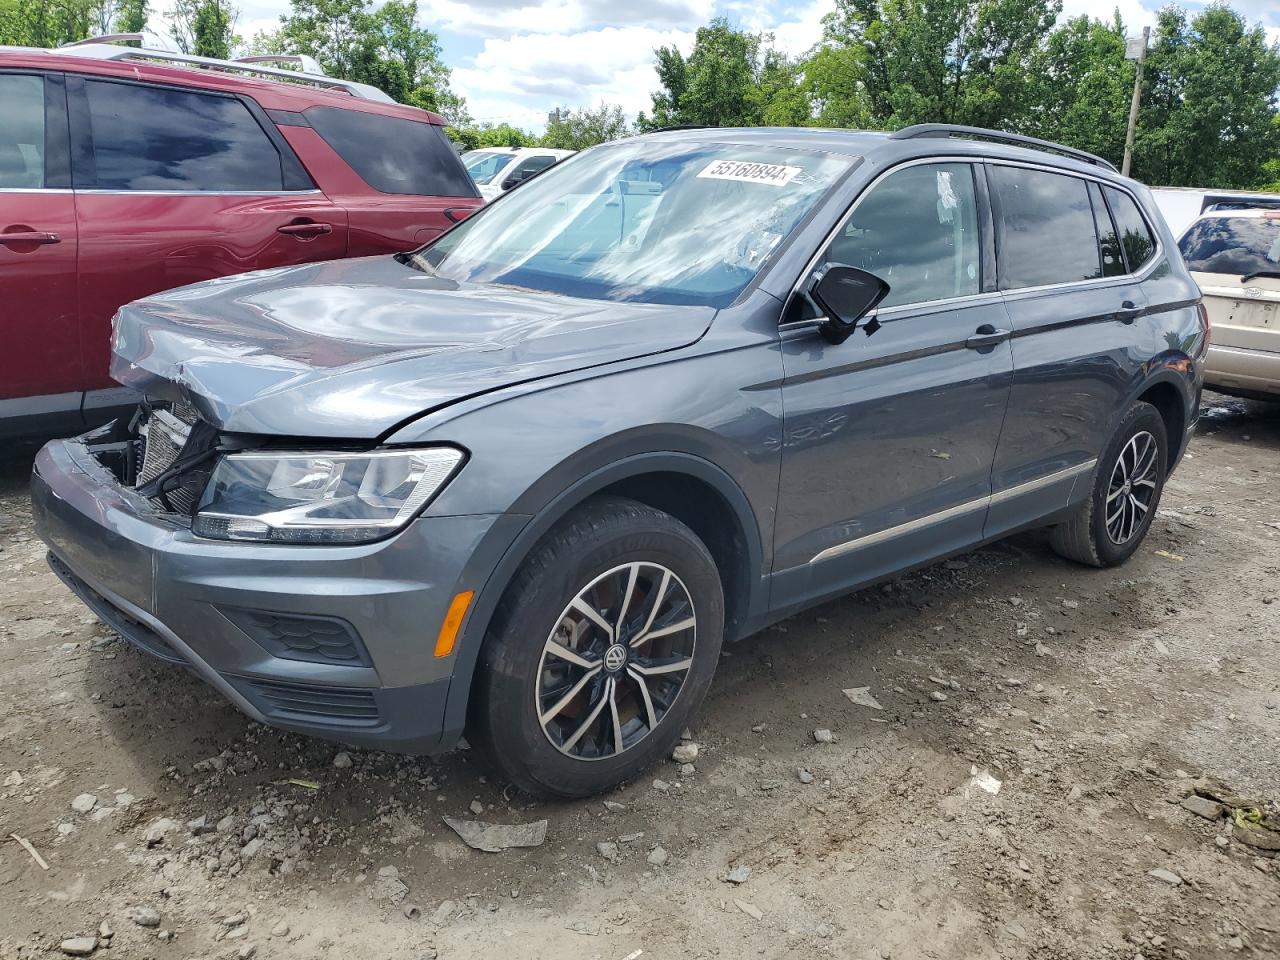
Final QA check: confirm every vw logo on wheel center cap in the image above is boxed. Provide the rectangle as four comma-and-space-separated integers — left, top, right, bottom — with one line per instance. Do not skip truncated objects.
604, 643, 628, 672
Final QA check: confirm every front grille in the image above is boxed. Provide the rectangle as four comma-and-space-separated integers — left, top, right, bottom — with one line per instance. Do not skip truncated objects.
135, 402, 207, 514
242, 678, 381, 727
219, 608, 372, 667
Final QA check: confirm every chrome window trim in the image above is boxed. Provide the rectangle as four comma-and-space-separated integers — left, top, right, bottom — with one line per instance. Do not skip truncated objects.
808, 459, 1097, 565
783, 154, 1163, 318
0, 187, 74, 194
73, 188, 324, 197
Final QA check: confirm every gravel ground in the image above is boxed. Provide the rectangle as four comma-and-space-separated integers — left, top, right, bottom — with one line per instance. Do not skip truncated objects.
1, 392, 1277, 960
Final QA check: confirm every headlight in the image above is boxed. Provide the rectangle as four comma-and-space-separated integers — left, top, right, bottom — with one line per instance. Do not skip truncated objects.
192, 447, 464, 544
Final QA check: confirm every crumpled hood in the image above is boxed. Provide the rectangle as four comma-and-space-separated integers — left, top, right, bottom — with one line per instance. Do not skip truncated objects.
110, 256, 714, 438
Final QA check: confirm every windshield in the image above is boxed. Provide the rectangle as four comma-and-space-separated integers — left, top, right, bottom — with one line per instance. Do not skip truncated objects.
1180, 215, 1280, 276
413, 140, 853, 307
463, 150, 515, 185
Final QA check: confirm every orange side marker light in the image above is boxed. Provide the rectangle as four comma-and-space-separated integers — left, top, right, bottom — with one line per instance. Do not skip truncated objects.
434, 590, 474, 658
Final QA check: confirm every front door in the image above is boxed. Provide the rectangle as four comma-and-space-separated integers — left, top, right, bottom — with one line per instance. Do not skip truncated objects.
0, 71, 81, 433
67, 75, 348, 404
772, 160, 1013, 612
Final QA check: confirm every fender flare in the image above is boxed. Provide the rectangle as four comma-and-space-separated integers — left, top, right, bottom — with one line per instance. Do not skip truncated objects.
436, 450, 767, 745
1119, 357, 1198, 461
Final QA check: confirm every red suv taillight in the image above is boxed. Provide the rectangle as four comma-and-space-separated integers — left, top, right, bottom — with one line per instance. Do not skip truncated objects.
1194, 301, 1211, 359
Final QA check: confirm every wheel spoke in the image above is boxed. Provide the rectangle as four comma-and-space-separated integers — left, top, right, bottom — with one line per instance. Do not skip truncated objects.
538, 664, 602, 725
607, 677, 624, 755
543, 636, 600, 670
570, 597, 615, 643
632, 615, 696, 648
1129, 493, 1147, 516
631, 657, 693, 676
634, 569, 671, 640
615, 563, 640, 635
560, 677, 612, 752
627, 667, 659, 731
1106, 484, 1127, 503
1132, 477, 1156, 489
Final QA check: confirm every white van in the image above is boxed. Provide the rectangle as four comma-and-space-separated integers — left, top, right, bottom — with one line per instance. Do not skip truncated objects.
1151, 186, 1280, 238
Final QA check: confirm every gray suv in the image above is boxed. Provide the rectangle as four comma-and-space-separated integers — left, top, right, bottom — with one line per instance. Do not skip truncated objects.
32, 125, 1207, 798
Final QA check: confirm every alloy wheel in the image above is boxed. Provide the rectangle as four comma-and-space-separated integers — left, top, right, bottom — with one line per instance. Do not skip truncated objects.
1105, 430, 1158, 545
535, 561, 696, 760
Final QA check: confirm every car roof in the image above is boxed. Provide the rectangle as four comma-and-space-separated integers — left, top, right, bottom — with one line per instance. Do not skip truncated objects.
636, 125, 1135, 186
0, 45, 445, 124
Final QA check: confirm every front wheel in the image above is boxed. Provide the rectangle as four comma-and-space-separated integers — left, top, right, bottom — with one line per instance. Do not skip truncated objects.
1050, 400, 1168, 567
470, 496, 724, 799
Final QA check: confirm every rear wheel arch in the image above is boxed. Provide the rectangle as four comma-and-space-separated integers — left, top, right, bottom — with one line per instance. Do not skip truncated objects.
1125, 368, 1194, 464
438, 451, 765, 746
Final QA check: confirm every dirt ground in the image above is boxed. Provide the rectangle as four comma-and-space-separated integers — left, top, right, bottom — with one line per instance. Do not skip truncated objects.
1, 392, 1277, 960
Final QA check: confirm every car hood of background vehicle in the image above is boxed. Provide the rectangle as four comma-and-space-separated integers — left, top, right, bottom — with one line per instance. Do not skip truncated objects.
110, 256, 715, 438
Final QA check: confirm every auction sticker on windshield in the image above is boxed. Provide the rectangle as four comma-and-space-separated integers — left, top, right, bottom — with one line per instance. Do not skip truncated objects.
698, 159, 801, 186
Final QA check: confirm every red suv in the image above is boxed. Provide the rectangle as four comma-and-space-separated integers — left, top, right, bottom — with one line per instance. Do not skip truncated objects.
0, 38, 482, 437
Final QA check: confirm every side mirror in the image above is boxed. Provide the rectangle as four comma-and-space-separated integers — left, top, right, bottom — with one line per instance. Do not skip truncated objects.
501, 170, 528, 191
806, 264, 890, 345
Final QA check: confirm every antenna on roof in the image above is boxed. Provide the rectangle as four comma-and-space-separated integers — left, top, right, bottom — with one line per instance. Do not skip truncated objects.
60, 30, 182, 54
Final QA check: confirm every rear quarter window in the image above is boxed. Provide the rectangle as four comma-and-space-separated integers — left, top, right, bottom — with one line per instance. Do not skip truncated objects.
307, 107, 477, 198
1104, 186, 1157, 272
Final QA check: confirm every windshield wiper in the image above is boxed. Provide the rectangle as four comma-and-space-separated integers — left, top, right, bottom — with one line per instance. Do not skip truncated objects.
1240, 270, 1280, 283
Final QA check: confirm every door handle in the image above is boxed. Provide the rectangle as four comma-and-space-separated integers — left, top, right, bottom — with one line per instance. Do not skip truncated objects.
1, 230, 60, 245
277, 222, 333, 238
964, 324, 1011, 350
1114, 300, 1141, 324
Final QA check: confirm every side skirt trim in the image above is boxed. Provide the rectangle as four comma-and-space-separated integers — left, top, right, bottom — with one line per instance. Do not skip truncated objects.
808, 459, 1097, 566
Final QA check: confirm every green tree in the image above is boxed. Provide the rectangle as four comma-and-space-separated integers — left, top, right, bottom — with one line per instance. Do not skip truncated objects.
259, 0, 468, 120
813, 0, 1060, 129
640, 17, 808, 129
113, 0, 145, 33
167, 0, 236, 58
1022, 12, 1131, 167
1133, 4, 1280, 189
542, 103, 630, 149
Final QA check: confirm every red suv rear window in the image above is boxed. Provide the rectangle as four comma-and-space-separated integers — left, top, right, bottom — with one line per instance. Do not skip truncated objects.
306, 107, 477, 198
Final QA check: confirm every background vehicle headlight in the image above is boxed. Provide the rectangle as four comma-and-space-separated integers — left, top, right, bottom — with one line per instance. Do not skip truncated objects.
192, 447, 465, 544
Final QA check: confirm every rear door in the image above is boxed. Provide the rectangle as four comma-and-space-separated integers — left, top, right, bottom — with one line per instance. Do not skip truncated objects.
0, 71, 81, 431
985, 164, 1154, 538
68, 75, 349, 400
772, 160, 1014, 610
295, 106, 481, 254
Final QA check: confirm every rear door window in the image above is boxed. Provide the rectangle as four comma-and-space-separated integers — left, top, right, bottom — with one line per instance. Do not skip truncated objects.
1104, 186, 1157, 272
823, 162, 982, 308
307, 107, 477, 198
82, 80, 289, 191
1179, 216, 1280, 277
991, 166, 1100, 289
0, 74, 46, 189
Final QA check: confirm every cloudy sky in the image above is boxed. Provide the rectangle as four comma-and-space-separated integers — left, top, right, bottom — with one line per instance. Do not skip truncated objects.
156, 0, 1279, 131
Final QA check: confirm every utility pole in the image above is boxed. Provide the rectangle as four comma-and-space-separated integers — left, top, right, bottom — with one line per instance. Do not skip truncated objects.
1121, 26, 1150, 178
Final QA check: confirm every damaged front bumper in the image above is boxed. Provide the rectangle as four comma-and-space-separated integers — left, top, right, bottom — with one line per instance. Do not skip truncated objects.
31, 432, 508, 753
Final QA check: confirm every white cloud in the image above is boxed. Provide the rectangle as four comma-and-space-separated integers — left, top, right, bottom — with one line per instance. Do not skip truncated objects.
432, 0, 715, 38
453, 25, 695, 126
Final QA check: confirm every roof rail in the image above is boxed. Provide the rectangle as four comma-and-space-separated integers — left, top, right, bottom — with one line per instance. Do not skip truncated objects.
889, 123, 1118, 173
236, 54, 325, 75
61, 30, 181, 53
55, 39, 394, 104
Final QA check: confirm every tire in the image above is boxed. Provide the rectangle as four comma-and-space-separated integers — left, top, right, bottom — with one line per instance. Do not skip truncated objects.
1050, 400, 1168, 567
470, 495, 724, 799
